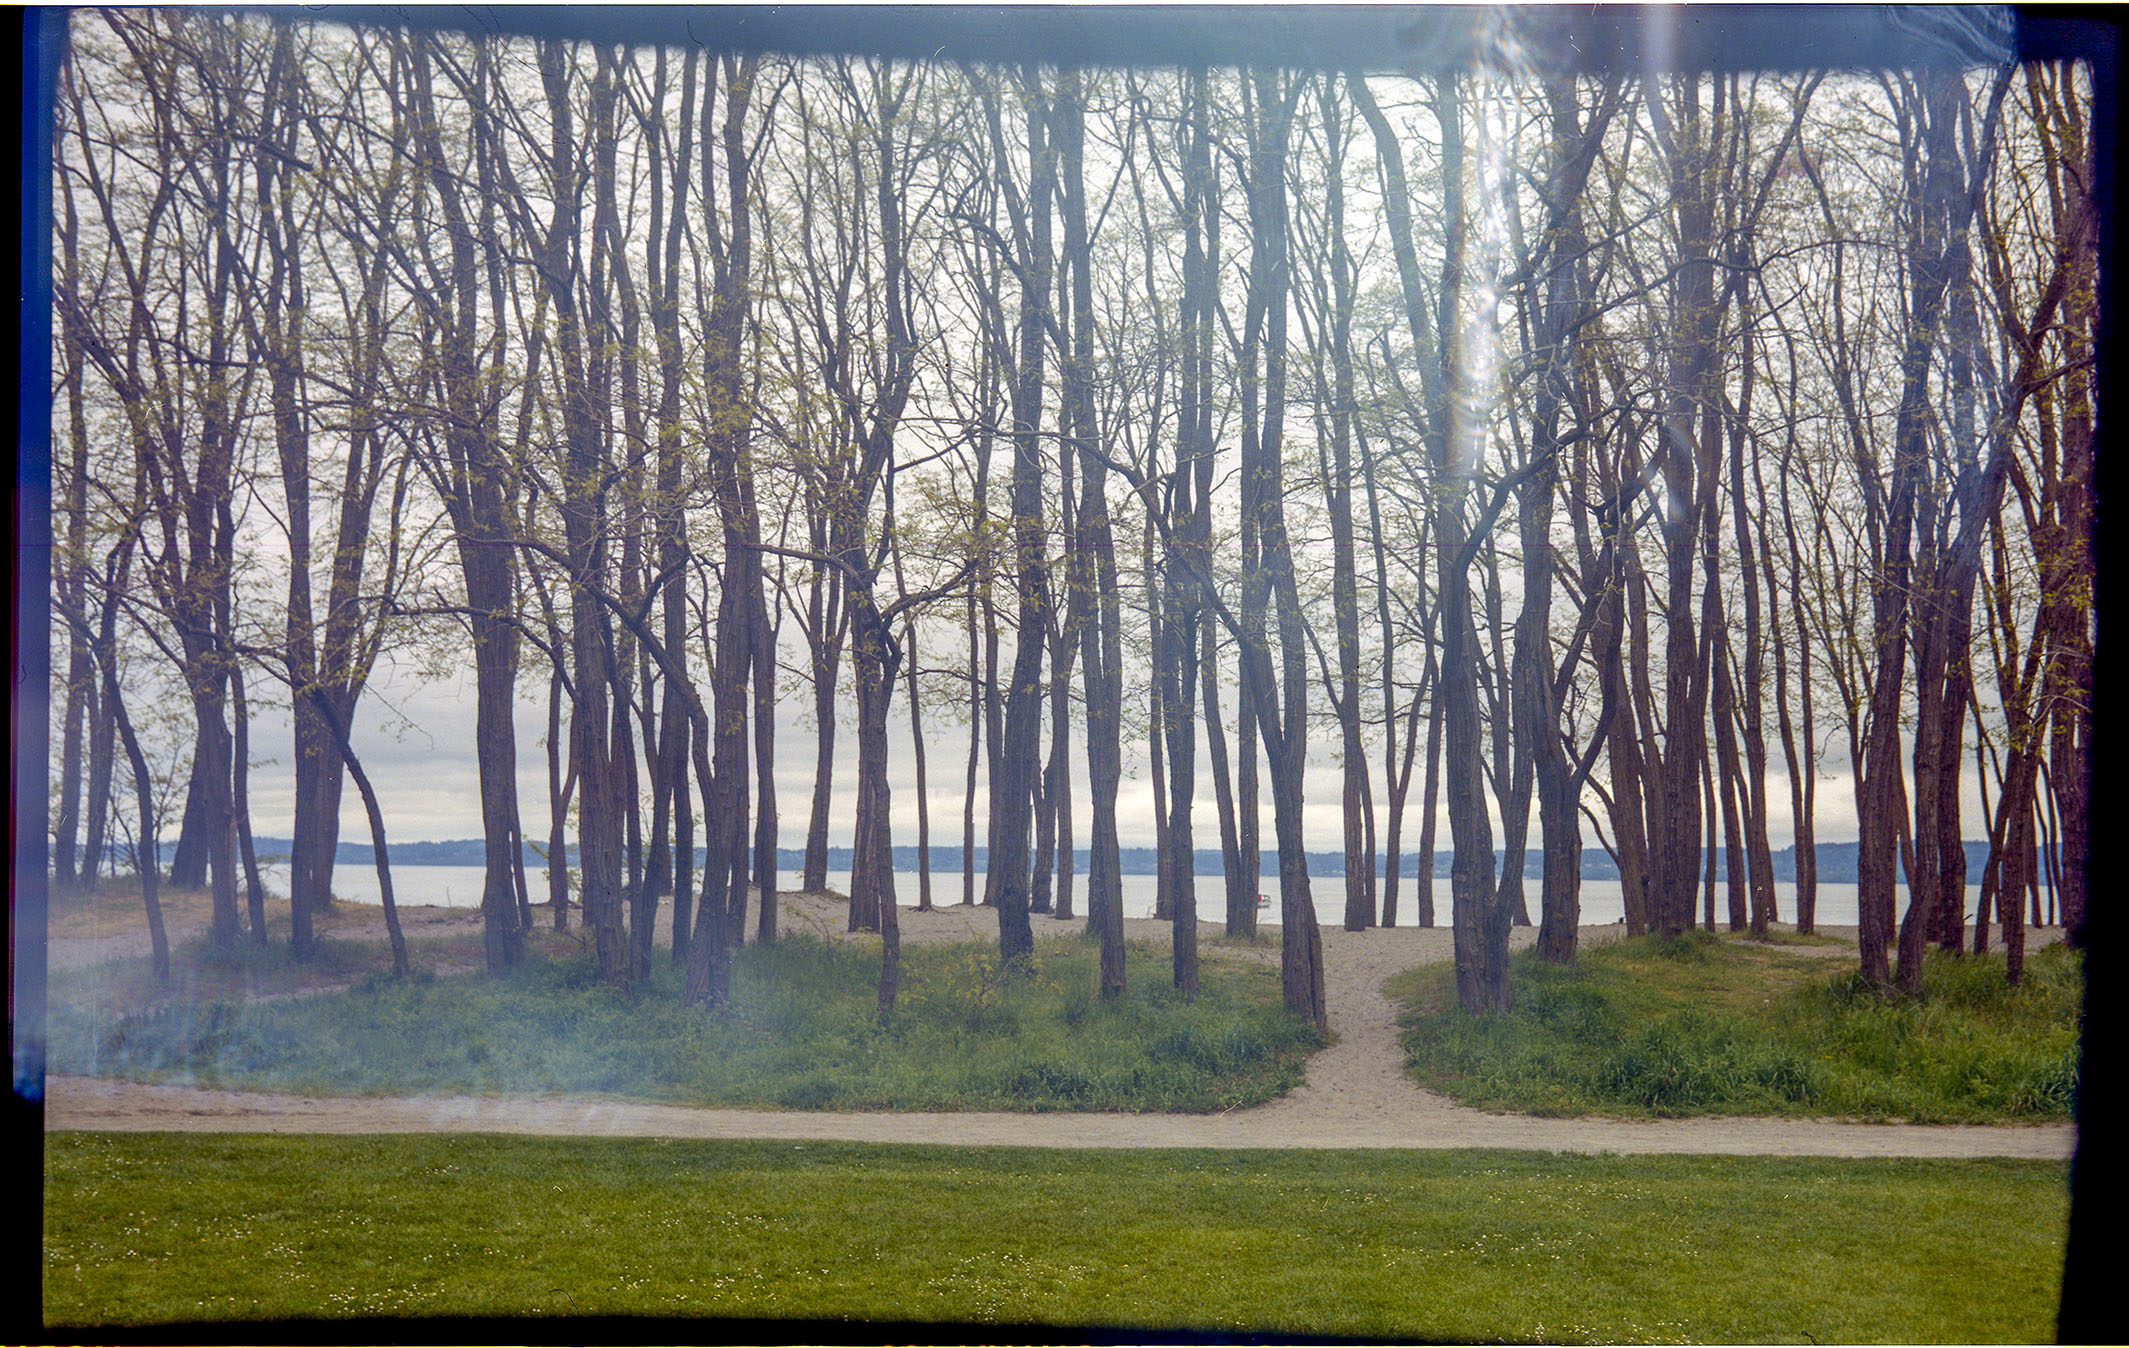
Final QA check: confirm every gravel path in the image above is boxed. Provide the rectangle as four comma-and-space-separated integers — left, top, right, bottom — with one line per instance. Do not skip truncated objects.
41, 894, 2074, 1159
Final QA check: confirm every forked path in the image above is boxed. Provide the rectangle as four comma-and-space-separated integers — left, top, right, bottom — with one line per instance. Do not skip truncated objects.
44, 902, 2073, 1160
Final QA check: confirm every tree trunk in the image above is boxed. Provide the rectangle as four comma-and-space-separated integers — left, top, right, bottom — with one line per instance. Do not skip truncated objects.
1162, 546, 1200, 996
412, 34, 525, 975
1646, 77, 1718, 943
1873, 73, 1983, 994
548, 665, 576, 933
54, 154, 91, 893
230, 661, 268, 944
985, 68, 1054, 972
1204, 622, 1250, 937
106, 664, 170, 982
1145, 509, 1172, 927
298, 680, 408, 977
169, 772, 208, 890
1313, 76, 1373, 934
1484, 537, 1535, 933
905, 620, 933, 912
849, 594, 896, 934
80, 615, 117, 889
1521, 449, 1577, 965
803, 562, 846, 896
1056, 67, 1115, 953
752, 558, 781, 942
1414, 662, 1444, 929
1710, 627, 1750, 933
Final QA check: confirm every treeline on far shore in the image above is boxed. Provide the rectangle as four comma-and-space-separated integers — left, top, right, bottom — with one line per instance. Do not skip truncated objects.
199, 839, 2009, 889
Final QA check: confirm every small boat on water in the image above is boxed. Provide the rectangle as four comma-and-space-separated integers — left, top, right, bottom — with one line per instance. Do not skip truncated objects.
1256, 893, 1271, 908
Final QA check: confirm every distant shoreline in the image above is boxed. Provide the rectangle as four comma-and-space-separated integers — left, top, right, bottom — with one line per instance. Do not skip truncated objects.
206, 838, 2014, 886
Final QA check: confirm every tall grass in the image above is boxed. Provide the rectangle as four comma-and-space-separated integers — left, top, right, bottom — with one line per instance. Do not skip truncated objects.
1388, 932, 2080, 1122
48, 935, 1323, 1113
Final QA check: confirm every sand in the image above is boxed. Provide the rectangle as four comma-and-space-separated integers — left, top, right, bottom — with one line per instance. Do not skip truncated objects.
40, 889, 2074, 1159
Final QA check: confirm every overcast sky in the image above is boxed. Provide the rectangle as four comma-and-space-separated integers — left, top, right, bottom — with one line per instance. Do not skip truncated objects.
225, 633, 1974, 862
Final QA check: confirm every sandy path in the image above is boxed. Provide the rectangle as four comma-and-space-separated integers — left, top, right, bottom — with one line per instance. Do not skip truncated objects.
41, 895, 2074, 1159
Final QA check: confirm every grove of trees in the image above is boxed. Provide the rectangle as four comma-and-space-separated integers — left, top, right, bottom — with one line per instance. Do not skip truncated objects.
47, 10, 2094, 1023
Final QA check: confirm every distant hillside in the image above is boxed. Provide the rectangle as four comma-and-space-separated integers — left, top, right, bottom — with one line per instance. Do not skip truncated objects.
228, 836, 2002, 884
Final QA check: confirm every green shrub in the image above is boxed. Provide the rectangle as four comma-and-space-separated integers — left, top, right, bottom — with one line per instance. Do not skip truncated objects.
1391, 935, 2080, 1122
50, 934, 1322, 1115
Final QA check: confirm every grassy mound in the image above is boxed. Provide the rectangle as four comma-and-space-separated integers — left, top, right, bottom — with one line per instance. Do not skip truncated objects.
48, 935, 1324, 1113
1386, 932, 2081, 1122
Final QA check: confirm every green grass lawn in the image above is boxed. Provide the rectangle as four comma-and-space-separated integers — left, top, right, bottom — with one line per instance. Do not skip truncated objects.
1388, 931, 2082, 1122
42, 1132, 2066, 1341
48, 934, 1323, 1113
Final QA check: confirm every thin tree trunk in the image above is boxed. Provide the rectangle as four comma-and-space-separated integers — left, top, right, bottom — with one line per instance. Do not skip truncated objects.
1710, 629, 1750, 933
1057, 70, 1114, 952
412, 34, 525, 975
302, 684, 408, 977
1204, 623, 1249, 937
1142, 502, 1170, 925
1061, 73, 1126, 986
54, 161, 90, 892
1246, 68, 1323, 1024
1872, 73, 1992, 994
905, 620, 933, 912
1415, 660, 1445, 929
106, 665, 170, 982
1312, 76, 1373, 934
230, 662, 268, 944
985, 68, 1054, 971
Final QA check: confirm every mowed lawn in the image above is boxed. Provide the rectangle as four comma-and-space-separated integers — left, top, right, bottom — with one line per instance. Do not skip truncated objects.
45, 1133, 2066, 1342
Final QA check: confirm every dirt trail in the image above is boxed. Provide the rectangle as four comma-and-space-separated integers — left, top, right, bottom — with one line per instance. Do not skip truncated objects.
41, 894, 2074, 1159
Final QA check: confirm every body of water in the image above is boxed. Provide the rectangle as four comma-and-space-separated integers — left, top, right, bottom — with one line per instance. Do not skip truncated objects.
275, 862, 2000, 933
